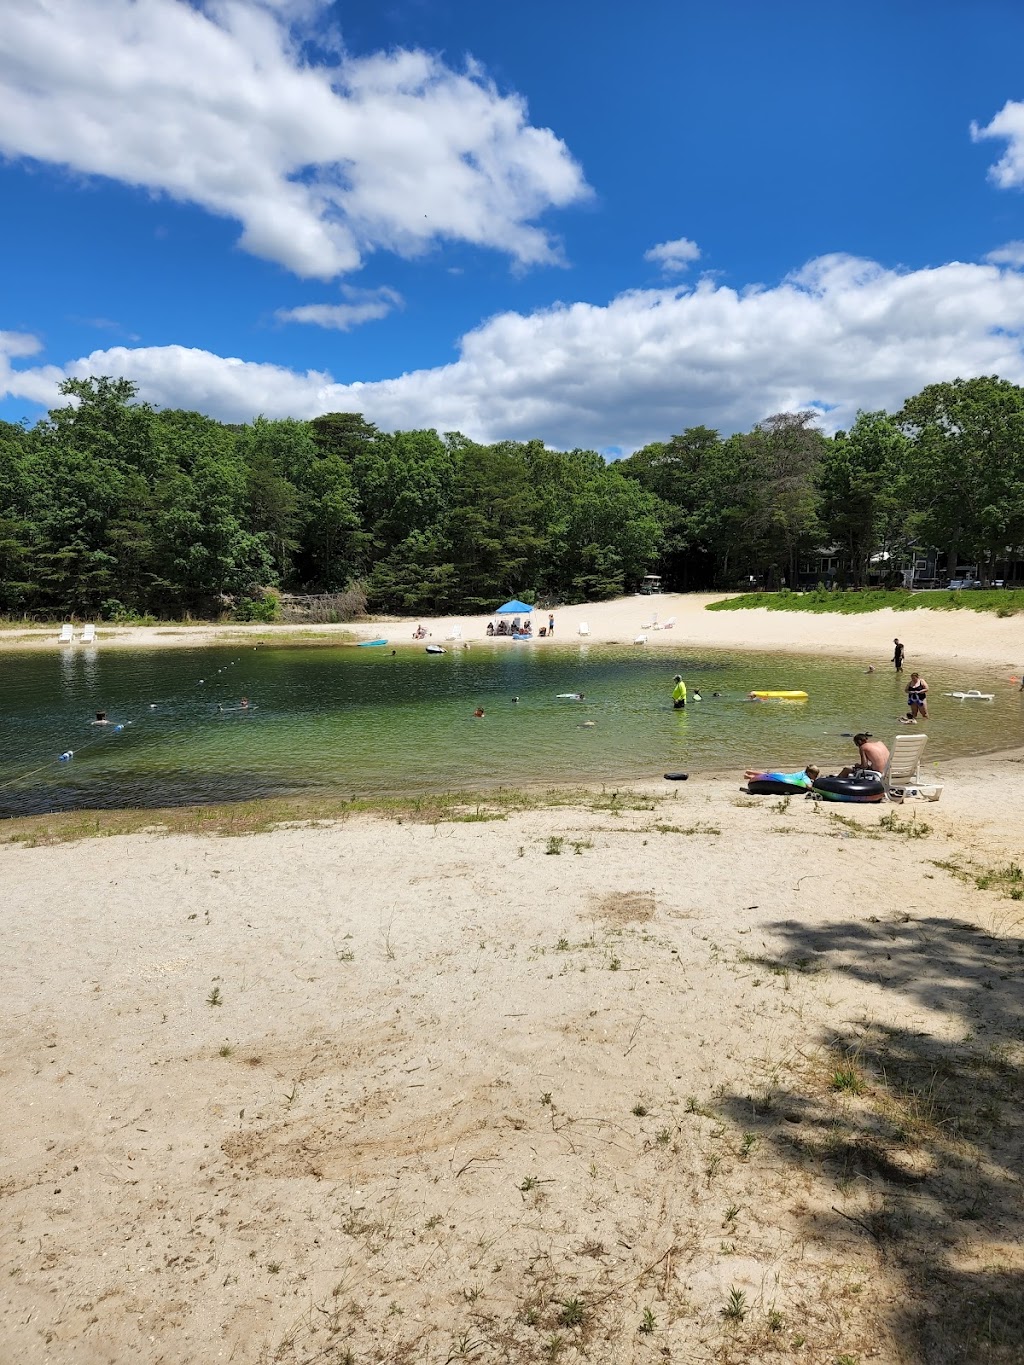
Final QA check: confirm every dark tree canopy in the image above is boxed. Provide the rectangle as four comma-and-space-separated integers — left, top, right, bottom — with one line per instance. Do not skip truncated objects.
2, 374, 1022, 619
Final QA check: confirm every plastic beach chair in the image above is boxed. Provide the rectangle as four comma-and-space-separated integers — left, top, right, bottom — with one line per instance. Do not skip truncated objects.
58, 623, 73, 644
634, 634, 648, 645
80, 623, 97, 644
661, 616, 676, 629
446, 624, 462, 640
882, 733, 928, 799
578, 621, 590, 636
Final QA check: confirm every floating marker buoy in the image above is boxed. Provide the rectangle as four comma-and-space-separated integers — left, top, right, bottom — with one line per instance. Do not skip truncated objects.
114, 725, 124, 732
59, 750, 73, 762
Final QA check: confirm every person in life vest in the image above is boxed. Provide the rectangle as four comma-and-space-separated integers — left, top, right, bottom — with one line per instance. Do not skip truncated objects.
672, 675, 687, 709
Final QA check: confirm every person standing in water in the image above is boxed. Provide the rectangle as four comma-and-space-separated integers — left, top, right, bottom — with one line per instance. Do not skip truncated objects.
672, 675, 687, 709
893, 638, 905, 673
904, 672, 928, 721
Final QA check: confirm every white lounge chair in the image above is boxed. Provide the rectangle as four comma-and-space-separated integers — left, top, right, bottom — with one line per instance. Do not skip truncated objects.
446, 624, 463, 640
882, 733, 928, 799
80, 623, 97, 644
578, 622, 590, 636
634, 634, 648, 645
58, 623, 74, 644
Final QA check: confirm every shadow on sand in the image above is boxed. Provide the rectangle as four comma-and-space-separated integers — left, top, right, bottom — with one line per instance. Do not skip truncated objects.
721, 910, 1024, 1363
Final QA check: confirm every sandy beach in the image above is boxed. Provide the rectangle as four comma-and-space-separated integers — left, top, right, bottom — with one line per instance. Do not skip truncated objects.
2, 755, 1022, 1364
3, 592, 1024, 670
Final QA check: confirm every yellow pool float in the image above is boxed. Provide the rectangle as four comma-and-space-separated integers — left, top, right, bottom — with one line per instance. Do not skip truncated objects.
749, 689, 809, 700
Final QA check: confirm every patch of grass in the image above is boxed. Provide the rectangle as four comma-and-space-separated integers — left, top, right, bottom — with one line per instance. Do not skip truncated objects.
720, 1287, 747, 1322
0, 784, 656, 848
631, 1102, 650, 1117
545, 836, 564, 856
217, 1043, 233, 1057
707, 587, 1024, 615
638, 1307, 656, 1335
557, 1297, 586, 1328
831, 1063, 867, 1094
206, 985, 222, 1007
878, 811, 931, 838
933, 857, 1024, 899
651, 821, 721, 835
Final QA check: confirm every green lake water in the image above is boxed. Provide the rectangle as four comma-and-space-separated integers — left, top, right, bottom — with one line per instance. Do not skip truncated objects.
1, 642, 1021, 817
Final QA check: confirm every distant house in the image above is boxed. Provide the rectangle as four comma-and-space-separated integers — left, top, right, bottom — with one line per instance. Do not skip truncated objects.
797, 548, 843, 588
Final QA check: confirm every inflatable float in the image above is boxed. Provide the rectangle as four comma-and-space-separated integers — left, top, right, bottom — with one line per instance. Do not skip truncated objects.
425, 644, 445, 654
358, 638, 388, 647
749, 690, 808, 701
812, 774, 885, 803
747, 777, 810, 795
944, 690, 994, 701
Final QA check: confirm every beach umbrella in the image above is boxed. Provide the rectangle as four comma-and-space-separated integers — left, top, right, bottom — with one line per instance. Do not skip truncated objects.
495, 599, 533, 614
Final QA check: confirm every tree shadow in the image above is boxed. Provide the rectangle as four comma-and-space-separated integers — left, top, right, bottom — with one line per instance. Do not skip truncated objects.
720, 912, 1024, 1363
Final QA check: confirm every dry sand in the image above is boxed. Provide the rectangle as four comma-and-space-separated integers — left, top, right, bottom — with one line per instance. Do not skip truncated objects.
2, 759, 1022, 1364
4, 592, 1024, 669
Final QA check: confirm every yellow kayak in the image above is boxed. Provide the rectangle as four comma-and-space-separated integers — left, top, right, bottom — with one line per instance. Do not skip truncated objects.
749, 689, 808, 700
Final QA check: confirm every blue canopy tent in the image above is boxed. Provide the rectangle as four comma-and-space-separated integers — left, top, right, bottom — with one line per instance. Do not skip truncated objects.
495, 599, 533, 614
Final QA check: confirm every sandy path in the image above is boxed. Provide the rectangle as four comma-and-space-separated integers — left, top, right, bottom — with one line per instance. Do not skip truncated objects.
4, 593, 1023, 669
2, 759, 1022, 1363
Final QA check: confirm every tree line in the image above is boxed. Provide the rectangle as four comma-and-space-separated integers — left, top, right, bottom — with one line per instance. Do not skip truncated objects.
1, 374, 1022, 619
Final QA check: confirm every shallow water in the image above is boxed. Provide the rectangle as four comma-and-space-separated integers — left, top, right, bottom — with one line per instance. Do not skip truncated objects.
1, 642, 1021, 816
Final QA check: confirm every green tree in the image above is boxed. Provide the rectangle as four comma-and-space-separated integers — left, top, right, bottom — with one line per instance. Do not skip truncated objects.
899, 377, 1024, 580
820, 412, 911, 585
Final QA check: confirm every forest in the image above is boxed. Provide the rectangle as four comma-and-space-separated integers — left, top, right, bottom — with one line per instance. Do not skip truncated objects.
1, 374, 1023, 619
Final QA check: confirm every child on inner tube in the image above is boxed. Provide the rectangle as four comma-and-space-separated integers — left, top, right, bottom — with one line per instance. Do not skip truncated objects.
744, 764, 819, 788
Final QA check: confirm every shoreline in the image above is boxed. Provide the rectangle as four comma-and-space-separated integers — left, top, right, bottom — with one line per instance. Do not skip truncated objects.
2, 591, 1024, 669
4, 743, 1023, 841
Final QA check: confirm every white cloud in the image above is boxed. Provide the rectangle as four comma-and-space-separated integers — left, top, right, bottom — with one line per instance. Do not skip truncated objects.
7, 254, 1024, 449
644, 237, 701, 272
985, 241, 1024, 267
276, 284, 403, 330
973, 100, 1024, 187
0, 0, 589, 279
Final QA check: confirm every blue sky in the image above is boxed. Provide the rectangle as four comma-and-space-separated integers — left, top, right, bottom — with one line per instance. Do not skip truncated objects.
4, 0, 1024, 450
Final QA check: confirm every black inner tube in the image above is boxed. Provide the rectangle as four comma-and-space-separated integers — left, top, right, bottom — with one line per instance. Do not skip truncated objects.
812, 774, 885, 802
746, 778, 807, 796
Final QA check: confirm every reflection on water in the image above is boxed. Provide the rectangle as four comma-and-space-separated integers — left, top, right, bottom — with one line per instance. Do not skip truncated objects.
1, 643, 1021, 816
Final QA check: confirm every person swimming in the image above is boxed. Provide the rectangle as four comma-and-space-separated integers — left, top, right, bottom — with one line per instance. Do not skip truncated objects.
91, 712, 109, 724
473, 707, 485, 718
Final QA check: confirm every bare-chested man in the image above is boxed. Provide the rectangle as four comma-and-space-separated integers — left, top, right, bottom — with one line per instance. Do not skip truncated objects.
837, 732, 890, 779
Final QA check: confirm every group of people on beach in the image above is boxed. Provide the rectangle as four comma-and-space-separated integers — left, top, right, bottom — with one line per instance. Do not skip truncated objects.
485, 613, 556, 638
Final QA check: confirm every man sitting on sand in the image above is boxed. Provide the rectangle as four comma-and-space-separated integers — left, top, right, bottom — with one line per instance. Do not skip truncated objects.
744, 764, 819, 788
836, 733, 890, 780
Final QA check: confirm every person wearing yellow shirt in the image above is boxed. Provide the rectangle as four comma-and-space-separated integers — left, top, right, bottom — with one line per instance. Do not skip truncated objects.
672, 675, 687, 709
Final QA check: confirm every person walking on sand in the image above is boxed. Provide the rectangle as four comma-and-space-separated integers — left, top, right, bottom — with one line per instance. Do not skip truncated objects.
672, 675, 687, 709
893, 638, 905, 673
548, 613, 555, 637
904, 671, 929, 721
